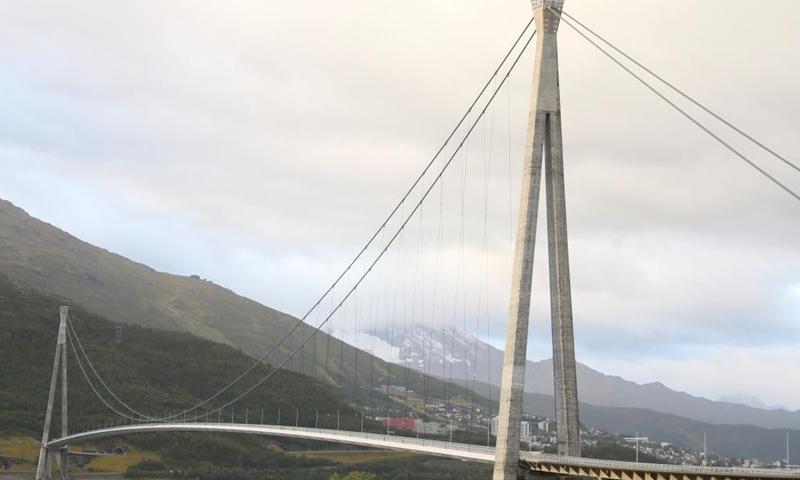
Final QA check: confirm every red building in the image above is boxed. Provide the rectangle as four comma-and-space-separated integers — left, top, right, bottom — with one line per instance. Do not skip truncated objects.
381, 417, 415, 432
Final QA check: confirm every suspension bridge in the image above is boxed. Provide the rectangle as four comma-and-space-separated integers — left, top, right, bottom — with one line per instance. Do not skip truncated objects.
32, 1, 799, 480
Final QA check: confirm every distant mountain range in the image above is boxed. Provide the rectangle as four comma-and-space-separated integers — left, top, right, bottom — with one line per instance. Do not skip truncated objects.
718, 394, 787, 411
470, 382, 800, 463
338, 323, 800, 430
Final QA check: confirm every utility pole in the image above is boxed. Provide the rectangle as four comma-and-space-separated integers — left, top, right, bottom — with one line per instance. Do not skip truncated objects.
494, 1, 579, 479
787, 430, 791, 467
635, 431, 639, 463
702, 430, 707, 466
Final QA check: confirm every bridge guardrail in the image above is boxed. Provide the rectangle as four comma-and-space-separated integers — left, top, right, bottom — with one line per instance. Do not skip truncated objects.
49, 422, 800, 479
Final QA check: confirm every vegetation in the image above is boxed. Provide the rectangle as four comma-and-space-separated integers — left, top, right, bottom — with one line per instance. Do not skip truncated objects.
337, 456, 492, 480
582, 441, 668, 464
0, 273, 380, 436
295, 450, 416, 464
329, 472, 376, 480
0, 273, 382, 478
124, 433, 335, 479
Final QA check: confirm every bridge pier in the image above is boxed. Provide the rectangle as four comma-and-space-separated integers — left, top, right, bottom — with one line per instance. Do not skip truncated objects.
38, 448, 68, 480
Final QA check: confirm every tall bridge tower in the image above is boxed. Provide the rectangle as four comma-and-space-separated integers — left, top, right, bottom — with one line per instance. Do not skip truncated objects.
493, 1, 580, 479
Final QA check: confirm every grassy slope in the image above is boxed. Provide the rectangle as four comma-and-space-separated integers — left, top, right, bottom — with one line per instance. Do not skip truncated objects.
0, 199, 491, 411
0, 198, 315, 366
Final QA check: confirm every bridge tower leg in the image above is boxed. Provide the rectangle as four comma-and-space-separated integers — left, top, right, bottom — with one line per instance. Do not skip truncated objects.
36, 306, 70, 480
494, 2, 579, 480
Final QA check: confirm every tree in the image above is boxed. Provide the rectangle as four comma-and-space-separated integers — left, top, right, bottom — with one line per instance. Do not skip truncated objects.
329, 472, 377, 480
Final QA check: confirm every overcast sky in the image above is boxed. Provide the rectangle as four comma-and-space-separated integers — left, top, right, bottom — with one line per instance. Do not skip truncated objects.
1, 0, 799, 409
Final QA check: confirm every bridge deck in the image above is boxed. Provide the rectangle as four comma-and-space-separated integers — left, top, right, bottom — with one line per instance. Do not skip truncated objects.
47, 423, 800, 480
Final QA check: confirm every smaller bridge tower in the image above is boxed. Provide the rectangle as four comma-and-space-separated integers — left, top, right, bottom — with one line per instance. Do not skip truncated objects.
36, 306, 70, 480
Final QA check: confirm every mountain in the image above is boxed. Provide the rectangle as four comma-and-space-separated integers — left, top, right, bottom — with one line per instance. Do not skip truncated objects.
4, 198, 800, 435
0, 199, 308, 359
718, 394, 786, 411
0, 199, 390, 391
469, 382, 800, 463
0, 199, 493, 411
352, 323, 800, 430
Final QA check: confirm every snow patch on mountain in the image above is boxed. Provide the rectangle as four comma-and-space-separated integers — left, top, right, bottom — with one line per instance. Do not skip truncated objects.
330, 323, 488, 374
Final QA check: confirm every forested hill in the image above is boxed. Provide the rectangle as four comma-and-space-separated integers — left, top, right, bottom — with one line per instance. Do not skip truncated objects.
0, 273, 373, 436
0, 198, 376, 387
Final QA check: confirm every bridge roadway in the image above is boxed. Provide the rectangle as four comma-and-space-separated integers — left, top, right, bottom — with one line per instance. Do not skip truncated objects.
47, 423, 800, 480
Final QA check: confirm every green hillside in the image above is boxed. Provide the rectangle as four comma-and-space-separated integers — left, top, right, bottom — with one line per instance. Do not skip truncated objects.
0, 273, 374, 435
0, 199, 494, 415
0, 274, 495, 479
0, 198, 331, 377
0, 270, 494, 431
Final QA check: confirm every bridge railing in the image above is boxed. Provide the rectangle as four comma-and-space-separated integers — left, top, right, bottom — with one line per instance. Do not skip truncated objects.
55, 422, 800, 479
241, 424, 496, 456
51, 422, 496, 458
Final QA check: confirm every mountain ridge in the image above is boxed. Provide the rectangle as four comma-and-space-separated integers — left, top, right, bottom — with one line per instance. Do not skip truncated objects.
0, 198, 494, 409
349, 323, 800, 429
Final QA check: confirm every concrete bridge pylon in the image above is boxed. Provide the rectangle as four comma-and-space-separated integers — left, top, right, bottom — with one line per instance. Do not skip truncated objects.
493, 1, 580, 479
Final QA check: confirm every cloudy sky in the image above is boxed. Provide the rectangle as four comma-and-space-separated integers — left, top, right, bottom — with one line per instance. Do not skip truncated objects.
1, 1, 799, 409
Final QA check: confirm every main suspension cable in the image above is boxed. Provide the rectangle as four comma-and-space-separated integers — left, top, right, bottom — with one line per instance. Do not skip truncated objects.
65, 319, 150, 423
112, 16, 538, 422
192, 28, 540, 418
553, 8, 800, 204
67, 316, 155, 421
560, 9, 800, 176
67, 26, 540, 424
